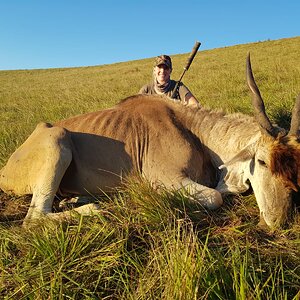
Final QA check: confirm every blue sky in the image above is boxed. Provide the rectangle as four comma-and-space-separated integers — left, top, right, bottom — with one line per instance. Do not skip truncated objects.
0, 0, 299, 70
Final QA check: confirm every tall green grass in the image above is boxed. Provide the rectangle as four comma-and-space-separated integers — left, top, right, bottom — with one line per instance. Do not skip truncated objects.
0, 36, 300, 299
0, 183, 299, 299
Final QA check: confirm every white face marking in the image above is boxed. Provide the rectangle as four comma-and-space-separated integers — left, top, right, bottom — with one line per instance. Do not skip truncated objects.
218, 139, 292, 227
249, 144, 291, 227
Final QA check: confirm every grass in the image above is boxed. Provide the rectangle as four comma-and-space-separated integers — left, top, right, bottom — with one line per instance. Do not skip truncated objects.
0, 36, 300, 299
0, 183, 299, 299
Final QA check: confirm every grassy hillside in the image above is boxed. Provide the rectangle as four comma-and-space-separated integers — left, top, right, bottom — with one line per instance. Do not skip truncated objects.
1, 36, 300, 166
0, 37, 300, 299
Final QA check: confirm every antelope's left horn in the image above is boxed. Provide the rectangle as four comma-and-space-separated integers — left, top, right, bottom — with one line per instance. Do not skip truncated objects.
246, 53, 276, 137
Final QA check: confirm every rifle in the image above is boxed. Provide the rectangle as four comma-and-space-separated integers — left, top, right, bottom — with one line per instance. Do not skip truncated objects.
171, 41, 201, 99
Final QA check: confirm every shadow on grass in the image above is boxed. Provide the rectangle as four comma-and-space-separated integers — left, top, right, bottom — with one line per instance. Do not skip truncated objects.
272, 107, 291, 130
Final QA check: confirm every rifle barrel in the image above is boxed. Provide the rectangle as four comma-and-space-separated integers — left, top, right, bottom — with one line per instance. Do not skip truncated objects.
184, 41, 201, 71
170, 41, 201, 99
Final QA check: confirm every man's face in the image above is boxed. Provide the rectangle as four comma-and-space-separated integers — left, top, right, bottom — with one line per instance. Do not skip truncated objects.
154, 64, 171, 84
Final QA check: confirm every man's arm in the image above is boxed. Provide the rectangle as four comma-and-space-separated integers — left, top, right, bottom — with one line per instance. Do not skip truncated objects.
185, 92, 200, 108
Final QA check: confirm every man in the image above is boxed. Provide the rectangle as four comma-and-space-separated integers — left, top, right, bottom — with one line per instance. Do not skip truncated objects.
139, 55, 200, 107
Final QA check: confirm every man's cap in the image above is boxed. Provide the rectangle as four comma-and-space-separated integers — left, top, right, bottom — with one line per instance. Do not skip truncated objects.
154, 55, 172, 69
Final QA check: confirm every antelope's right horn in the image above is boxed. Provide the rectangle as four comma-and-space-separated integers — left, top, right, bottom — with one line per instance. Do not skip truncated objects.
288, 94, 300, 136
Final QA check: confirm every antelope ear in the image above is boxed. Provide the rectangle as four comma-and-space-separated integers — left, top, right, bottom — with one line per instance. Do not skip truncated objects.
219, 143, 256, 170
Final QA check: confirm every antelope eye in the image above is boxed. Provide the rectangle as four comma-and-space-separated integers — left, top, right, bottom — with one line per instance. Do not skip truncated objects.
257, 159, 267, 167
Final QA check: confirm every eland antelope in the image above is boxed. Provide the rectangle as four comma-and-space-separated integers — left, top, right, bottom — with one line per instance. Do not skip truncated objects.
0, 55, 299, 227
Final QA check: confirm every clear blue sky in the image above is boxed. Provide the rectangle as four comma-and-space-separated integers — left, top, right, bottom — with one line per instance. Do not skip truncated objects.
0, 0, 299, 70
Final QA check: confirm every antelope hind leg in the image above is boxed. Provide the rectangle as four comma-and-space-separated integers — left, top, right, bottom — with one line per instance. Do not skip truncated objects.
20, 124, 73, 226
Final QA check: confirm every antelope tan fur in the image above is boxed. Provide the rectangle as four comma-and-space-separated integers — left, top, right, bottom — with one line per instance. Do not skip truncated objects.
1, 55, 300, 227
